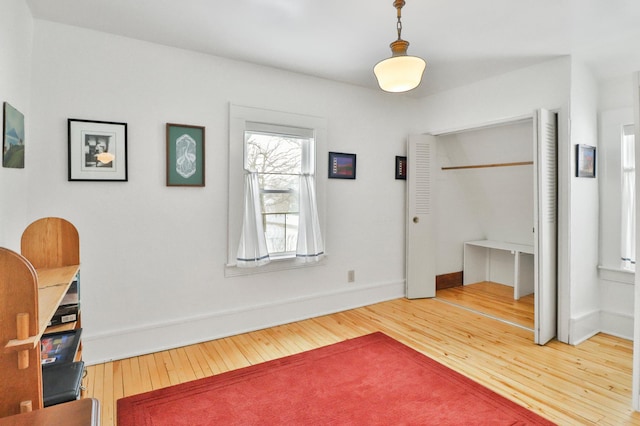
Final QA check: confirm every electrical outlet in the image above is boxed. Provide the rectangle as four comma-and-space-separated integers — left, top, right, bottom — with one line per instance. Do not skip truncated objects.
347, 270, 355, 283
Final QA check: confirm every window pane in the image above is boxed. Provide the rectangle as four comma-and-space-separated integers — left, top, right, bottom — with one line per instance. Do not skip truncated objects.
264, 213, 299, 253
622, 128, 635, 170
261, 188, 298, 214
245, 132, 303, 174
260, 173, 299, 193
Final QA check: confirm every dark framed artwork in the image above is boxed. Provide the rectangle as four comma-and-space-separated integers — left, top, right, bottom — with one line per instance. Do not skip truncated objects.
575, 144, 596, 178
166, 123, 205, 186
68, 119, 128, 181
395, 156, 407, 180
328, 152, 356, 179
3, 102, 25, 168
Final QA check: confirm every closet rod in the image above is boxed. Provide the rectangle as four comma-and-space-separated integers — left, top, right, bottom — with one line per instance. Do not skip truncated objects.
441, 161, 533, 171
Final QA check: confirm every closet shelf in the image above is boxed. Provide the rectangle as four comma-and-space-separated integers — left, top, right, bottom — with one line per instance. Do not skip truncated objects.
442, 161, 533, 170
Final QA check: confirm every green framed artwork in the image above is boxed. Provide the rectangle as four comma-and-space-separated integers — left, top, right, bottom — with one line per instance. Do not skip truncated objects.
3, 102, 25, 168
166, 123, 205, 186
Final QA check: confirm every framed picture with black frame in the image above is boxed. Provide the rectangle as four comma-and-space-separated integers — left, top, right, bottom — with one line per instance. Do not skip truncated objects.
68, 119, 128, 181
328, 152, 356, 179
575, 144, 596, 178
395, 156, 407, 180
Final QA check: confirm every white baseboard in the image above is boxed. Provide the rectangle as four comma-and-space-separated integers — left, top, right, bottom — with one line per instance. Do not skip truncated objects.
569, 310, 600, 345
82, 280, 405, 365
569, 309, 633, 345
600, 310, 633, 340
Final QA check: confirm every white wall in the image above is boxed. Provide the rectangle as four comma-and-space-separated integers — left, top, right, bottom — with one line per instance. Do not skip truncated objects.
0, 0, 32, 248
417, 58, 571, 134
25, 20, 419, 364
567, 61, 601, 343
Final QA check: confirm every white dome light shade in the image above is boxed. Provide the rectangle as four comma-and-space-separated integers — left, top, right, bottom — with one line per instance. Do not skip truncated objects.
373, 1, 426, 93
374, 55, 426, 93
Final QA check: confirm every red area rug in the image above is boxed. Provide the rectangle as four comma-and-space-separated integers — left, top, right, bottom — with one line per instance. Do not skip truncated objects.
117, 332, 554, 425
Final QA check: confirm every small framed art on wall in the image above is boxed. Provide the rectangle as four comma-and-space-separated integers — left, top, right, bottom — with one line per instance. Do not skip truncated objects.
328, 152, 356, 179
68, 118, 128, 181
575, 144, 595, 178
166, 123, 205, 186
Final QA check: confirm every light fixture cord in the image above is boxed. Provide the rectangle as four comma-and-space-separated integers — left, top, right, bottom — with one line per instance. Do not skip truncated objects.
395, 0, 405, 41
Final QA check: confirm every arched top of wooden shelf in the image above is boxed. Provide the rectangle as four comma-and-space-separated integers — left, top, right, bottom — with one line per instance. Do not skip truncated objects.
21, 218, 79, 269
0, 248, 39, 343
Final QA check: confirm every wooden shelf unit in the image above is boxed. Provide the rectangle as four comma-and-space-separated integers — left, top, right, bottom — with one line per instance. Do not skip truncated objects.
0, 218, 80, 418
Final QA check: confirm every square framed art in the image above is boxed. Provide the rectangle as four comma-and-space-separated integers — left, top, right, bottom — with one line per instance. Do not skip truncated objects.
68, 118, 128, 181
166, 123, 205, 186
328, 152, 356, 179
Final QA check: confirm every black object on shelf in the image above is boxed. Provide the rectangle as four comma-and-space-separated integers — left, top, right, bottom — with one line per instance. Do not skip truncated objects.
41, 328, 85, 406
42, 361, 85, 407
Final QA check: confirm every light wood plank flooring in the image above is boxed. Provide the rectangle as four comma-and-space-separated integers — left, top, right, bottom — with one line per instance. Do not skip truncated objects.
82, 296, 640, 426
437, 281, 535, 329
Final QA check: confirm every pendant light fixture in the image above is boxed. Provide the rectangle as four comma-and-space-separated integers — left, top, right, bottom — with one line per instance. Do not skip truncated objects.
374, 0, 426, 93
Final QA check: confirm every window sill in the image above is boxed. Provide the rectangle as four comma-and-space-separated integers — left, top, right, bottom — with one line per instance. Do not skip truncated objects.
598, 265, 635, 284
225, 255, 328, 277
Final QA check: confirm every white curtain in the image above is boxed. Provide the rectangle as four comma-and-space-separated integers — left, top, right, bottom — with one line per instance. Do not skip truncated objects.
237, 172, 270, 267
296, 174, 324, 262
621, 129, 636, 270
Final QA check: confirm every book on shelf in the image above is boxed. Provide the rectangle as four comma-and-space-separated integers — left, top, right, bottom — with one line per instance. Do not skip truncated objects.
48, 273, 80, 326
40, 328, 82, 367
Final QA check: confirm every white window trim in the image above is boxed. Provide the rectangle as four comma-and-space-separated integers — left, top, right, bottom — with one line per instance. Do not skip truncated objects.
226, 104, 328, 277
621, 124, 636, 271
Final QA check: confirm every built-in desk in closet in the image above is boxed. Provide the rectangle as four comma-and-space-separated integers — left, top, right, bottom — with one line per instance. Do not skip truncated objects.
463, 240, 534, 300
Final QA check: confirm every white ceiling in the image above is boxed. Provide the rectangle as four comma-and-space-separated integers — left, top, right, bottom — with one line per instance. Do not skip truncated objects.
24, 0, 640, 97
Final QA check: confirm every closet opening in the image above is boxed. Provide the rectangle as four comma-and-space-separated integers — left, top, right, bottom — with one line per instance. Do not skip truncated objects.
406, 110, 558, 343
435, 119, 535, 330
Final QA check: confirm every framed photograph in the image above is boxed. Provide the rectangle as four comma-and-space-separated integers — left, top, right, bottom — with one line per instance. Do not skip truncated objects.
576, 144, 596, 178
328, 152, 356, 179
166, 123, 205, 186
68, 119, 128, 181
3, 102, 25, 168
395, 156, 407, 180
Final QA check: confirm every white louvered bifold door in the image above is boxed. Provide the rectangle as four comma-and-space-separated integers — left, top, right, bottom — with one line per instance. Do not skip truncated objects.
406, 134, 437, 299
533, 109, 558, 345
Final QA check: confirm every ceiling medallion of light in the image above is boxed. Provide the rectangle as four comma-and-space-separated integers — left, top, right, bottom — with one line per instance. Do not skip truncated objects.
373, 0, 426, 93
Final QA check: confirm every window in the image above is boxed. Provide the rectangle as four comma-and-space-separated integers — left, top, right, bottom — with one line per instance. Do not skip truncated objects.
244, 123, 314, 258
227, 105, 327, 275
621, 124, 635, 270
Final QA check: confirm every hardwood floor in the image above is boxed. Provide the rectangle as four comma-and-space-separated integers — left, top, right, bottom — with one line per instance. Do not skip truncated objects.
437, 281, 535, 329
82, 294, 640, 426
